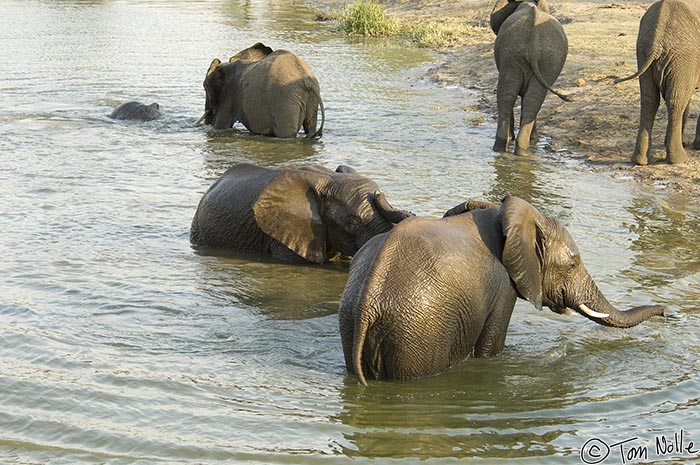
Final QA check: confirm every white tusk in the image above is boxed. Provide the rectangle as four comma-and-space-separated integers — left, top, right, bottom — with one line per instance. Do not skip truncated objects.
194, 111, 208, 125
579, 304, 609, 319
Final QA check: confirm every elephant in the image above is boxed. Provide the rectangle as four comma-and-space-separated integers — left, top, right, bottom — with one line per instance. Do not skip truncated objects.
614, 0, 700, 165
197, 42, 325, 138
109, 101, 160, 121
190, 163, 413, 264
490, 0, 571, 155
339, 195, 666, 384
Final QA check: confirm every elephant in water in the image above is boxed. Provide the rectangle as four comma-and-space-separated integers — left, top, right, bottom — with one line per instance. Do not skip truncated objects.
490, 0, 571, 155
190, 163, 412, 264
339, 196, 666, 384
109, 101, 160, 121
198, 42, 325, 138
614, 0, 700, 165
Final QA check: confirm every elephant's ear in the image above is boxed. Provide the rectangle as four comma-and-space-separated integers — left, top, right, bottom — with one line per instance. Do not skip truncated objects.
229, 42, 274, 62
490, 0, 520, 34
498, 195, 545, 310
207, 58, 221, 77
253, 170, 327, 263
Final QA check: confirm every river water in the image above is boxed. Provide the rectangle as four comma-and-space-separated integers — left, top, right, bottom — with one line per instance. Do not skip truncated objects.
1, 1, 698, 464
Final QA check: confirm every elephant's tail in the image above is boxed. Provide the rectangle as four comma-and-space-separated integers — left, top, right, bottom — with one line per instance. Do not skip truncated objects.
531, 59, 573, 102
306, 80, 325, 139
613, 52, 657, 85
352, 317, 370, 386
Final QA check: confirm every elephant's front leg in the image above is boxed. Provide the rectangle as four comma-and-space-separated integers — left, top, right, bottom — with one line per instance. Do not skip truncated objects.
473, 294, 517, 357
515, 81, 547, 155
632, 72, 660, 165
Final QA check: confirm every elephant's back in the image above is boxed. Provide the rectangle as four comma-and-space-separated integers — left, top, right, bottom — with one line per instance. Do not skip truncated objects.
190, 164, 277, 249
359, 213, 503, 303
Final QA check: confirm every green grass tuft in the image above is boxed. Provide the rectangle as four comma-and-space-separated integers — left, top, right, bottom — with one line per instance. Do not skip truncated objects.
339, 1, 398, 37
330, 1, 492, 49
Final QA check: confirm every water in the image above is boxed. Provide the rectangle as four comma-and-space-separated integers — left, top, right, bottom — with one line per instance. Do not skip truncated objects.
1, 1, 698, 464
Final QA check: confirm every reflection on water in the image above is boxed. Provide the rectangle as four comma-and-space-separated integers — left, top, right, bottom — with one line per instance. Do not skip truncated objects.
1, 0, 699, 464
195, 251, 349, 319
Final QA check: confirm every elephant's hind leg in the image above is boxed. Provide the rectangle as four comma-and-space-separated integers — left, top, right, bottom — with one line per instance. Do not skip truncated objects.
302, 99, 319, 137
272, 100, 305, 138
494, 78, 518, 152
515, 81, 548, 155
664, 89, 692, 164
632, 72, 660, 165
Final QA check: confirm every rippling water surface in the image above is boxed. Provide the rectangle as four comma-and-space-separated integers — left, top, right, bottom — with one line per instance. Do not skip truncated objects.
1, 1, 698, 464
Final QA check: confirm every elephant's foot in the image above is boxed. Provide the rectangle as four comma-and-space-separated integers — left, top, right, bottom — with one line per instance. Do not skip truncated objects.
692, 138, 700, 150
514, 145, 531, 156
666, 148, 689, 164
492, 137, 509, 153
631, 151, 648, 166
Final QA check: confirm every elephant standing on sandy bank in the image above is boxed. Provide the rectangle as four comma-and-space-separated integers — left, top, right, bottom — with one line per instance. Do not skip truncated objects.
339, 196, 665, 384
615, 0, 700, 165
198, 42, 325, 138
190, 163, 412, 264
490, 0, 571, 155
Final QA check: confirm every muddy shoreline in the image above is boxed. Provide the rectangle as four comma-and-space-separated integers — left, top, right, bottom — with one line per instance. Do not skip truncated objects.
307, 0, 700, 194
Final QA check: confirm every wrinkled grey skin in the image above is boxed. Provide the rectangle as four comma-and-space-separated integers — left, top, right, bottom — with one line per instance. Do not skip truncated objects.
614, 0, 700, 165
109, 101, 160, 121
200, 42, 325, 138
490, 0, 571, 155
190, 163, 412, 264
339, 195, 666, 384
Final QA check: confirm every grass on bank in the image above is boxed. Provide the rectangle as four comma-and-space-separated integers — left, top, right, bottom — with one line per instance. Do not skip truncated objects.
316, 1, 490, 49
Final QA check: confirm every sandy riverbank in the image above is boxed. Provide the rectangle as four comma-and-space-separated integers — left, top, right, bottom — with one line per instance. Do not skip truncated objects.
308, 0, 700, 194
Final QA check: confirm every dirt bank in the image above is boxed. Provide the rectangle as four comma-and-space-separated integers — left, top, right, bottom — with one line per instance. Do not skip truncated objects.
308, 0, 700, 194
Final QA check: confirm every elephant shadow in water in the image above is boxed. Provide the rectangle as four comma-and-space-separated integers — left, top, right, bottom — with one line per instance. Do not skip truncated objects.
194, 251, 350, 320
331, 350, 576, 459
199, 129, 319, 178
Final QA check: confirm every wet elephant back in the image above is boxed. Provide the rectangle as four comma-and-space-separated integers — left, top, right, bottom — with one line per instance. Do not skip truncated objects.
240, 50, 315, 136
190, 164, 278, 250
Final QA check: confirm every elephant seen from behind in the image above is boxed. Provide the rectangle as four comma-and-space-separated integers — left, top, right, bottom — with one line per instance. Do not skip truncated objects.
339, 195, 665, 384
198, 42, 325, 138
190, 163, 412, 264
614, 0, 700, 165
490, 0, 571, 155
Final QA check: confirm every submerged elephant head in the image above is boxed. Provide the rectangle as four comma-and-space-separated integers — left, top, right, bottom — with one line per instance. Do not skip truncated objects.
490, 0, 551, 34
496, 196, 665, 327
200, 42, 273, 129
252, 166, 413, 262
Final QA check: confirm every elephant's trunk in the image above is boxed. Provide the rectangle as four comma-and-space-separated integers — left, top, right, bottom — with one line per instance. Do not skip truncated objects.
373, 192, 414, 224
571, 276, 665, 328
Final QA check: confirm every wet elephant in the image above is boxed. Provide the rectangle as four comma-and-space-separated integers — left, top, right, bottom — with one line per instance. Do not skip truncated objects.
198, 42, 325, 138
490, 0, 571, 154
339, 196, 666, 384
190, 163, 412, 264
614, 0, 700, 165
109, 101, 160, 121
